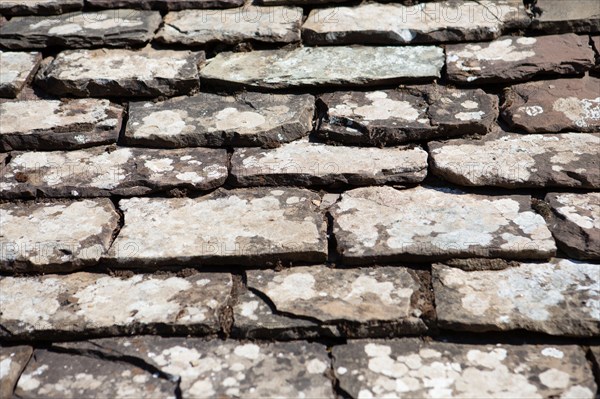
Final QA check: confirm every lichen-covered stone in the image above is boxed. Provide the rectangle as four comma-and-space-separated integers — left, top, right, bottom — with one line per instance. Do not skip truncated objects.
256, 0, 344, 4
446, 34, 595, 84
1, 146, 228, 198
108, 188, 327, 267
36, 47, 203, 98
0, 346, 32, 399
0, 99, 123, 151
0, 272, 232, 340
0, 0, 82, 16
200, 46, 444, 89
545, 193, 600, 260
0, 199, 119, 273
502, 77, 600, 133
124, 92, 314, 148
230, 139, 428, 187
0, 51, 41, 97
157, 6, 302, 46
333, 339, 597, 398
529, 0, 600, 34
433, 259, 600, 336
429, 132, 600, 188
86, 0, 243, 10
330, 186, 556, 263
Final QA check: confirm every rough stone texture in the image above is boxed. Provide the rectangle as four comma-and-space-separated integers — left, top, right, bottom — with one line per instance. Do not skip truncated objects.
446, 34, 595, 84
0, 10, 162, 49
0, 199, 119, 273
124, 92, 314, 148
0, 272, 232, 340
591, 346, 600, 370
0, 99, 123, 151
1, 146, 228, 198
433, 259, 600, 337
0, 51, 41, 98
303, 1, 529, 45
429, 132, 600, 188
157, 6, 302, 46
200, 46, 444, 89
502, 77, 600, 133
529, 0, 600, 34
330, 186, 556, 264
0, 0, 82, 16
108, 188, 327, 267
230, 139, 428, 187
256, 0, 344, 4
86, 0, 243, 10
36, 47, 203, 98
333, 339, 597, 398
0, 346, 32, 399
545, 193, 600, 260
592, 36, 600, 72
315, 87, 498, 146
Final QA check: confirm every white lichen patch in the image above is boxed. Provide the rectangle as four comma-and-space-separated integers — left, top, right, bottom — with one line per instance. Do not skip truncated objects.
0, 51, 40, 92
553, 97, 600, 128
448, 38, 535, 71
329, 91, 422, 122
551, 193, 600, 230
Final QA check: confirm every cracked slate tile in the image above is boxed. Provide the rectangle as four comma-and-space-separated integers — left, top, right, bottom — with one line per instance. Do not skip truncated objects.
35, 47, 203, 98
0, 99, 123, 151
502, 76, 600, 133
432, 259, 600, 337
199, 46, 444, 89
0, 345, 33, 399
0, 146, 228, 198
333, 339, 597, 398
0, 0, 82, 16
229, 139, 428, 187
545, 192, 600, 260
124, 92, 314, 148
529, 0, 600, 34
108, 188, 327, 267
156, 6, 302, 46
0, 199, 119, 273
429, 132, 600, 188
330, 186, 556, 264
0, 51, 41, 98
302, 1, 529, 45
0, 272, 232, 340
446, 33, 595, 84
86, 0, 243, 10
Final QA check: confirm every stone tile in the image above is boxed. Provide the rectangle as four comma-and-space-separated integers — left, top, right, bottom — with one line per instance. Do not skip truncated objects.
546, 193, 600, 260
529, 0, 600, 34
1, 146, 228, 198
0, 51, 41, 98
257, 0, 344, 4
0, 0, 82, 16
0, 9, 162, 49
330, 186, 556, 264
36, 47, 203, 98
0, 272, 232, 340
86, 0, 243, 10
433, 260, 600, 337
200, 46, 444, 89
429, 132, 600, 188
502, 77, 600, 133
157, 6, 302, 46
0, 199, 119, 273
446, 34, 595, 84
0, 99, 123, 151
315, 87, 498, 146
124, 92, 314, 148
108, 188, 327, 267
230, 139, 428, 187
303, 1, 529, 45
333, 339, 597, 398
0, 346, 32, 399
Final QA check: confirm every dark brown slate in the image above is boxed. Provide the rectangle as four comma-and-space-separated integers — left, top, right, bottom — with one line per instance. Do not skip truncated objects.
529, 0, 600, 34
0, 0, 83, 16
86, 0, 243, 9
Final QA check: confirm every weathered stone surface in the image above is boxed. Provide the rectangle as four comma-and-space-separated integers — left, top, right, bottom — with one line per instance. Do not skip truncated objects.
303, 1, 529, 45
157, 6, 302, 46
230, 139, 428, 187
0, 0, 82, 16
0, 51, 41, 98
546, 193, 600, 260
0, 346, 32, 399
429, 132, 600, 188
315, 87, 498, 146
502, 77, 600, 133
0, 272, 232, 340
0, 199, 119, 273
0, 10, 162, 49
433, 259, 600, 336
591, 346, 600, 370
256, 0, 344, 4
0, 99, 123, 151
330, 186, 556, 263
125, 92, 314, 148
200, 46, 444, 89
529, 0, 600, 34
36, 47, 203, 98
108, 188, 327, 266
86, 0, 243, 10
592, 36, 600, 72
333, 339, 597, 398
1, 146, 228, 198
446, 34, 595, 84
